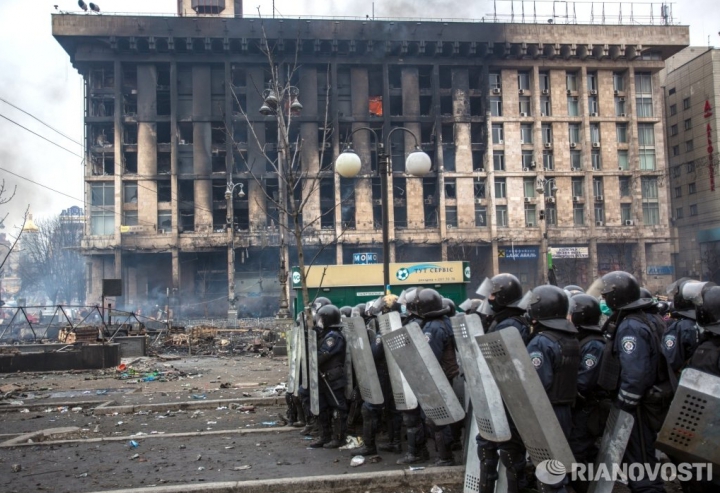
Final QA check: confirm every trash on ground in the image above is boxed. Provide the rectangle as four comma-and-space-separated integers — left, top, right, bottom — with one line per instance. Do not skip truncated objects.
350, 455, 365, 467
431, 486, 444, 493
233, 465, 252, 471
11, 464, 22, 473
409, 466, 425, 471
339, 436, 363, 450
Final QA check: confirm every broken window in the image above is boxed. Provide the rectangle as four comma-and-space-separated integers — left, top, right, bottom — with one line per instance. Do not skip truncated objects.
446, 205, 458, 228
123, 153, 138, 174
440, 96, 452, 115
444, 178, 456, 199
123, 123, 138, 145
123, 211, 138, 226
439, 67, 452, 89
157, 181, 172, 203
157, 122, 171, 144
393, 177, 407, 229
92, 152, 114, 175
90, 96, 114, 117
178, 123, 193, 145
90, 66, 114, 90
423, 177, 438, 228
158, 152, 171, 174
158, 211, 172, 233
91, 124, 114, 147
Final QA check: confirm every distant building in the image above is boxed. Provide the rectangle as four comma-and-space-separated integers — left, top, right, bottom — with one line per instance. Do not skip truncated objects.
53, 2, 688, 316
663, 48, 720, 282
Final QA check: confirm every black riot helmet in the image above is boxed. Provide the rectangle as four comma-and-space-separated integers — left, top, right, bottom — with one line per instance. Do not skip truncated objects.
569, 294, 602, 332
600, 271, 650, 311
442, 298, 457, 317
529, 285, 576, 333
668, 278, 699, 313
339, 306, 353, 318
416, 288, 446, 318
351, 303, 367, 319
564, 285, 585, 296
314, 304, 342, 331
640, 288, 654, 300
312, 297, 332, 312
696, 286, 720, 335
477, 274, 524, 309
402, 287, 421, 316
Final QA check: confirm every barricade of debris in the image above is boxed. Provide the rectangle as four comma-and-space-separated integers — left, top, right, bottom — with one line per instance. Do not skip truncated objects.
151, 324, 279, 357
58, 326, 100, 344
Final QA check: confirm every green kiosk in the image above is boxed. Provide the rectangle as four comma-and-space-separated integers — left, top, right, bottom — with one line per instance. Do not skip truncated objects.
290, 261, 471, 316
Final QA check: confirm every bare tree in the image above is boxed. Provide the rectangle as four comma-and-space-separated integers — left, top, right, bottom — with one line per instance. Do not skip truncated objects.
228, 18, 347, 319
16, 215, 85, 304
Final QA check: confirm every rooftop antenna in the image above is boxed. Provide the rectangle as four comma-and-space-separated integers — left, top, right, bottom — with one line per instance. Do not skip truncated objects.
89, 2, 100, 13
78, 0, 88, 11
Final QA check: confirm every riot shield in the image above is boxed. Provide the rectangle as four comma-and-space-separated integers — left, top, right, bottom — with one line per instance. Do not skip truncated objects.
300, 324, 308, 390
287, 326, 299, 394
345, 316, 384, 405
586, 407, 634, 493
476, 327, 576, 470
452, 313, 511, 442
341, 321, 354, 400
382, 322, 465, 426
377, 312, 418, 410
464, 413, 482, 493
656, 368, 720, 466
308, 328, 320, 415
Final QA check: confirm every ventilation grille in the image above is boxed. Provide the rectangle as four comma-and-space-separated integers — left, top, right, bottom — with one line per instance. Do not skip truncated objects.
477, 416, 495, 436
394, 392, 406, 406
479, 340, 507, 359
527, 445, 553, 464
668, 394, 706, 448
425, 405, 451, 422
465, 472, 481, 492
385, 332, 411, 351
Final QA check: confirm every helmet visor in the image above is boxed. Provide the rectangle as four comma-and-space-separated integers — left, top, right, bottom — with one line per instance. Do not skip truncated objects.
681, 281, 712, 306
459, 298, 473, 312
666, 277, 694, 295
511, 291, 533, 311
475, 278, 494, 299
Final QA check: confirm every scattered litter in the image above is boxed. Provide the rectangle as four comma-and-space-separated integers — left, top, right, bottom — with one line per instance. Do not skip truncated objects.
409, 466, 425, 471
129, 440, 139, 448
431, 486, 444, 493
76, 472, 88, 478
11, 464, 21, 473
207, 421, 217, 425
350, 456, 365, 467
216, 406, 228, 410
196, 454, 202, 461
179, 445, 186, 449
339, 436, 362, 450
71, 407, 83, 412
261, 421, 277, 426
197, 466, 205, 471
242, 392, 251, 397
224, 446, 234, 450
116, 421, 124, 426
233, 465, 252, 471
19, 409, 30, 414
130, 454, 140, 460
220, 383, 232, 388
368, 456, 382, 463
191, 394, 206, 400
96, 390, 108, 395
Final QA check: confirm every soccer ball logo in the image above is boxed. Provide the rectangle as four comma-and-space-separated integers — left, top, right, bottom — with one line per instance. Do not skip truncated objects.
396, 268, 410, 281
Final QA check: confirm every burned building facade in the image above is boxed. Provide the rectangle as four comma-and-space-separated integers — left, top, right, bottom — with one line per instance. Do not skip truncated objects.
53, 7, 688, 316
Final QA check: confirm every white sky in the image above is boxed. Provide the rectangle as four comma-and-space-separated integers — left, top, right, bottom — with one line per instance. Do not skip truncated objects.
0, 0, 717, 234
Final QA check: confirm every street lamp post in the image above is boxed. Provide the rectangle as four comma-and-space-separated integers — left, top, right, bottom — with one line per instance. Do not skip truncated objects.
536, 176, 558, 284
335, 127, 432, 294
225, 182, 245, 319
260, 81, 301, 319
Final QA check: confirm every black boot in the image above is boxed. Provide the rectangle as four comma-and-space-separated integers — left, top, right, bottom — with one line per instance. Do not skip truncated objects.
396, 426, 429, 464
431, 431, 455, 467
323, 410, 347, 449
352, 409, 377, 455
308, 412, 331, 448
292, 397, 306, 428
300, 413, 317, 435
378, 412, 402, 453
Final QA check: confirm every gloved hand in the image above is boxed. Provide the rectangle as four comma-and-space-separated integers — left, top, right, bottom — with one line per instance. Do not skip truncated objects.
613, 398, 637, 414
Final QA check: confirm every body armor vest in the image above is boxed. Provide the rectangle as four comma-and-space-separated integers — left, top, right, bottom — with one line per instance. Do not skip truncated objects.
541, 330, 580, 405
579, 333, 606, 348
318, 330, 345, 379
689, 336, 720, 377
440, 341, 460, 381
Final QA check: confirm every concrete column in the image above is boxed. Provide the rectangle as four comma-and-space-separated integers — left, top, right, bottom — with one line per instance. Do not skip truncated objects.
113, 60, 123, 283
170, 62, 179, 235
401, 67, 423, 239
171, 248, 180, 292
300, 67, 320, 230
487, 112, 498, 276
193, 66, 213, 232
350, 67, 372, 231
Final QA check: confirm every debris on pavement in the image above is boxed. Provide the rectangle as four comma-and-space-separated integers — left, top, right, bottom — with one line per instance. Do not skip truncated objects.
233, 465, 252, 471
431, 486, 444, 493
11, 464, 22, 473
339, 436, 362, 450
350, 456, 365, 467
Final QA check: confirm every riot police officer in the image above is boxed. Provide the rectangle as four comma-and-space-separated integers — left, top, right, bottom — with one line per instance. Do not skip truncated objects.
599, 271, 668, 493
352, 294, 403, 456
682, 285, 720, 492
308, 304, 349, 449
663, 279, 704, 373
567, 294, 608, 493
420, 288, 460, 466
526, 285, 580, 493
475, 274, 532, 492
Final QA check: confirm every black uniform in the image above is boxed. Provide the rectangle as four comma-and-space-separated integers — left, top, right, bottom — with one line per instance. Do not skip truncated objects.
662, 312, 700, 373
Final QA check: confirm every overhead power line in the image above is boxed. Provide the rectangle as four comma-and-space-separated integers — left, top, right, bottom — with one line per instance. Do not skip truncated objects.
0, 113, 84, 158
0, 96, 83, 147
